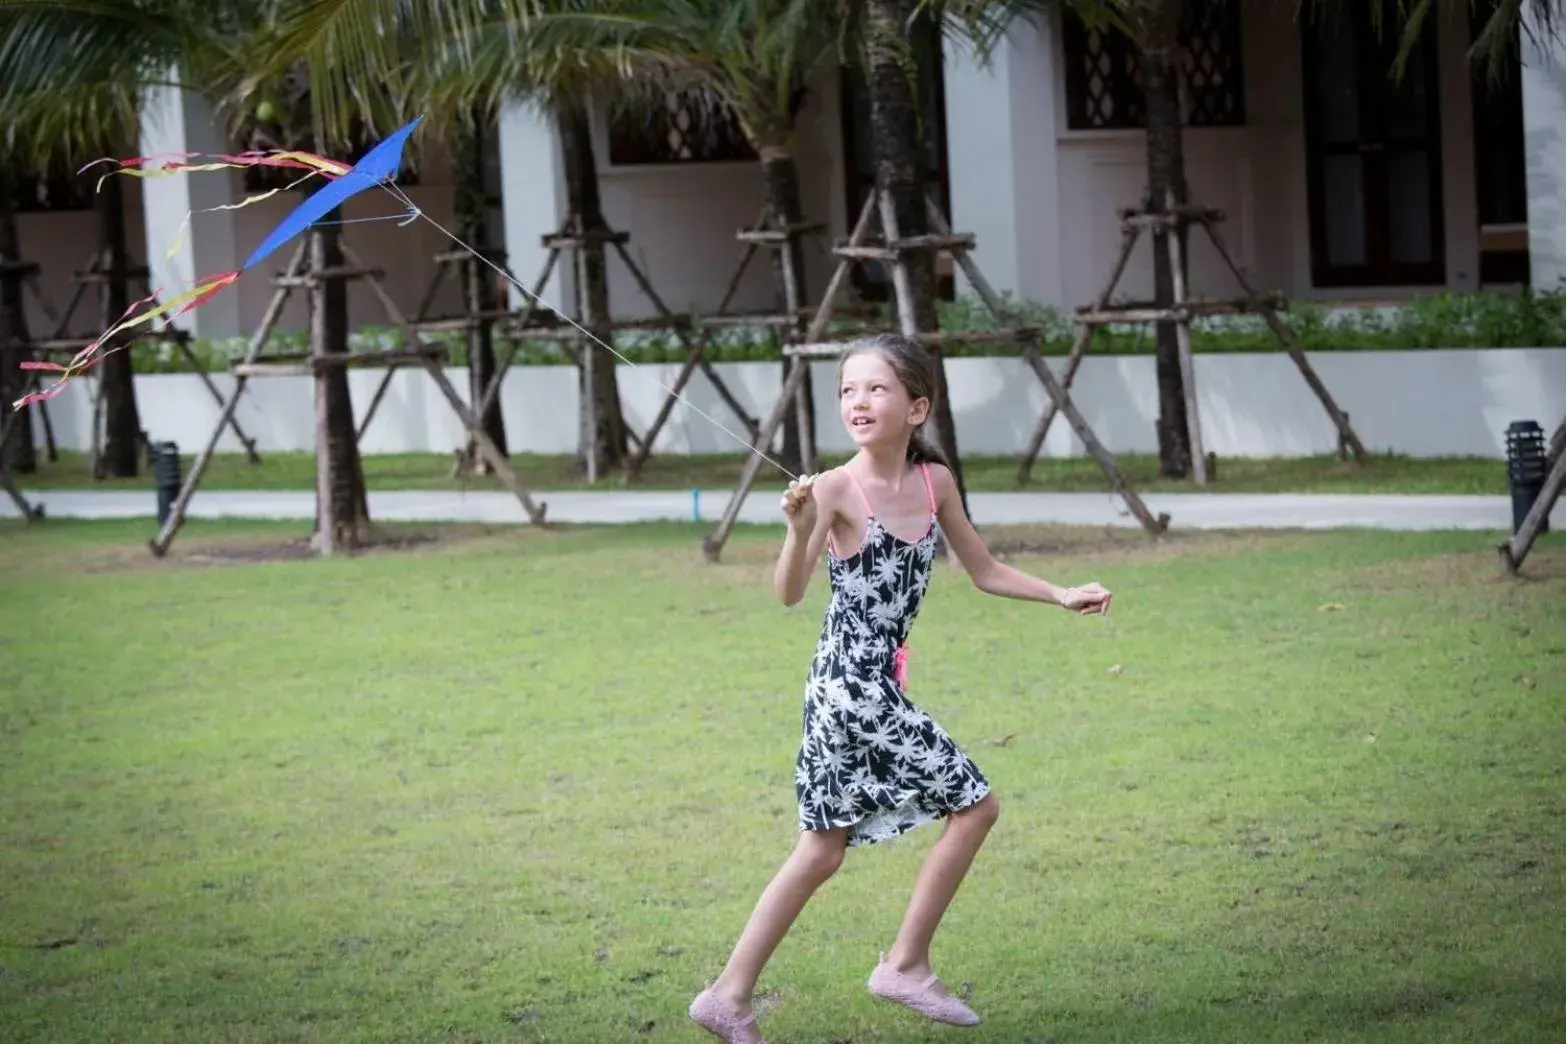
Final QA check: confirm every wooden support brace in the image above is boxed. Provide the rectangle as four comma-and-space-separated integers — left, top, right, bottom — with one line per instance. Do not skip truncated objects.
1018, 220, 1141, 481
1199, 216, 1367, 462
1165, 194, 1207, 487
925, 197, 1169, 536
273, 266, 384, 288
1118, 204, 1224, 225
0, 408, 43, 522
174, 339, 260, 464
150, 240, 310, 557
1498, 428, 1566, 576
625, 207, 769, 479
543, 229, 629, 249
609, 237, 759, 453
340, 242, 550, 527
432, 247, 507, 265
701, 193, 882, 560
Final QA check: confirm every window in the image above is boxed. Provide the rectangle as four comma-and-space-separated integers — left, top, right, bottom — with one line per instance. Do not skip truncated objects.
1061, 0, 1246, 131
606, 87, 756, 166
1301, 2, 1445, 287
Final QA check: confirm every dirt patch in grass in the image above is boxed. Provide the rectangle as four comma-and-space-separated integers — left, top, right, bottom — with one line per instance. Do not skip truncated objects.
978, 524, 1302, 564
1349, 542, 1566, 594
74, 523, 514, 575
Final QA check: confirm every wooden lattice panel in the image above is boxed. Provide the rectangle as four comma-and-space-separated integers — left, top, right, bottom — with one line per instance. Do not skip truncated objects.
1063, 0, 1246, 131
608, 88, 756, 166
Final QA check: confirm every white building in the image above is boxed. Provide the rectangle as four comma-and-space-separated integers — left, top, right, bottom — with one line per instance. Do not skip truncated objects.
10, 0, 1565, 346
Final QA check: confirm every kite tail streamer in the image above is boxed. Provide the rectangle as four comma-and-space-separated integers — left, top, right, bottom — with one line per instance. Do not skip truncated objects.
13, 269, 240, 410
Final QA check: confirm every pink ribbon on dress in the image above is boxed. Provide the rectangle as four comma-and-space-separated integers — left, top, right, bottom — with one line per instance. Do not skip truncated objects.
893, 644, 910, 690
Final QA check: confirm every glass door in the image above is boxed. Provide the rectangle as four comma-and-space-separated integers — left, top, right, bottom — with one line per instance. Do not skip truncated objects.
1302, 6, 1446, 287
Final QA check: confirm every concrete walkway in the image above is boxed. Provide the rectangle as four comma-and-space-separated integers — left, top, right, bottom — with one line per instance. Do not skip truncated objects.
3, 487, 1558, 531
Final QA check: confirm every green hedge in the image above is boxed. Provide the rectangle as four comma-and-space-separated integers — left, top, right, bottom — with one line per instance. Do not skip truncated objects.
126, 287, 1566, 374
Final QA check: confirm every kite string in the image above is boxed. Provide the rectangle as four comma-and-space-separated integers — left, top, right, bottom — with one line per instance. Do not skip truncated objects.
378, 181, 802, 483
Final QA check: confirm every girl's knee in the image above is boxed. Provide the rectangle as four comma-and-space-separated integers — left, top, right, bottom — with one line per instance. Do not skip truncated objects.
795, 829, 847, 880
959, 792, 1000, 830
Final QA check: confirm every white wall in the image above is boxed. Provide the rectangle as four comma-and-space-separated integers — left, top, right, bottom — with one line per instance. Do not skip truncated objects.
31, 349, 1565, 461
1523, 5, 1566, 291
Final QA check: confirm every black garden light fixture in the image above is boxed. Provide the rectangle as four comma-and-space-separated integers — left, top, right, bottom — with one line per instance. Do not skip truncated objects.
151, 441, 182, 528
1504, 420, 1549, 537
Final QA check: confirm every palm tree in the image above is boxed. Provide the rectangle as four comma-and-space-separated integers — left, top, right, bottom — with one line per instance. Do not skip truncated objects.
251, 0, 639, 477
844, 1, 1126, 509
523, 0, 848, 474
0, 4, 172, 478
851, 0, 967, 504
0, 166, 36, 476
241, 64, 379, 545
652, 0, 842, 476
0, 0, 384, 540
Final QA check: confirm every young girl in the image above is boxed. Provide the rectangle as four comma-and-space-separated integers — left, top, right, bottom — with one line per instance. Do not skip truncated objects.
690, 334, 1112, 1042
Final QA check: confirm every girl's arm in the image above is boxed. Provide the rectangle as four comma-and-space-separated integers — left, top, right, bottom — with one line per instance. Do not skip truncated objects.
774, 470, 844, 607
929, 465, 1111, 613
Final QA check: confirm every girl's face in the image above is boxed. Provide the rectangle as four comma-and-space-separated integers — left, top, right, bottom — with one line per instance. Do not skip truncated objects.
838, 350, 929, 449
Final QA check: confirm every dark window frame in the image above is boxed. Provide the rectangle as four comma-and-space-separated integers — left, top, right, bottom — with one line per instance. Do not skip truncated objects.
1061, 0, 1247, 132
605, 87, 757, 167
1300, 6, 1447, 288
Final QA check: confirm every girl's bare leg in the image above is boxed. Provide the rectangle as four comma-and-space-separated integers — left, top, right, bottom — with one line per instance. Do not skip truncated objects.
709, 827, 849, 1014
883, 793, 1000, 987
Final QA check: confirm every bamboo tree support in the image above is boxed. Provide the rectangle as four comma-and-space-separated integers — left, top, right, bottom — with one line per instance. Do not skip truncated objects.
1016, 193, 1366, 484
441, 214, 759, 480
629, 203, 857, 478
353, 244, 514, 448
1498, 413, 1565, 576
25, 248, 261, 470
148, 238, 550, 558
149, 241, 310, 556
699, 188, 1166, 562
0, 410, 41, 521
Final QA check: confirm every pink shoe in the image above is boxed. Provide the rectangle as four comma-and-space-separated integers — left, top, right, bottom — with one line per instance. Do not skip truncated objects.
867, 955, 981, 1026
689, 987, 765, 1044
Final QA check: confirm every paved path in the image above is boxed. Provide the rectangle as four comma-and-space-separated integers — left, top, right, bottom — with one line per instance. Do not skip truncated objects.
3, 487, 1558, 532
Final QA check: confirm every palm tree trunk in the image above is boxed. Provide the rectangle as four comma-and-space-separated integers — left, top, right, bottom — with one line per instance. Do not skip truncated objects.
1133, 0, 1194, 478
95, 170, 143, 478
310, 216, 369, 548
454, 114, 507, 473
759, 143, 815, 476
866, 0, 968, 512
556, 102, 627, 476
0, 169, 37, 475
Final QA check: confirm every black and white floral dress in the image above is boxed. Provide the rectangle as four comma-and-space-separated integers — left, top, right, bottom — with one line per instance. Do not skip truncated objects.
795, 463, 991, 847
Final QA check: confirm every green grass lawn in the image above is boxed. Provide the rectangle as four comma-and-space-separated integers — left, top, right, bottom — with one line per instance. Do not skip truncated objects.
1, 519, 1562, 1043
15, 449, 1508, 495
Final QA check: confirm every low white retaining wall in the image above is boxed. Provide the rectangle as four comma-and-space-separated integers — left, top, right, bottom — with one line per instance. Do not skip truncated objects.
30, 349, 1566, 459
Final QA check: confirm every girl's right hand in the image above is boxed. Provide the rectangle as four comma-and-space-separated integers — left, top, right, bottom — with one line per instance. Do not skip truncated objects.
781, 474, 818, 531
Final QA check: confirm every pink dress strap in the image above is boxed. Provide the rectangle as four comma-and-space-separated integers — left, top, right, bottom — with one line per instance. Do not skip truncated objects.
842, 468, 876, 516
918, 462, 937, 515
827, 467, 878, 558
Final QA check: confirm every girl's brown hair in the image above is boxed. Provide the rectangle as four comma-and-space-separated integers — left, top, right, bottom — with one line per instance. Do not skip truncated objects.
837, 333, 950, 468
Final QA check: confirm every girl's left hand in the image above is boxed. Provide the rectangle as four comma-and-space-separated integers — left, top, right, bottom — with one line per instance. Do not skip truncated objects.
1061, 582, 1112, 615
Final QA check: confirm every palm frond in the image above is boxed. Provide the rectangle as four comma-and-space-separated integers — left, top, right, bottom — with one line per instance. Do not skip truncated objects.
0, 0, 239, 165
